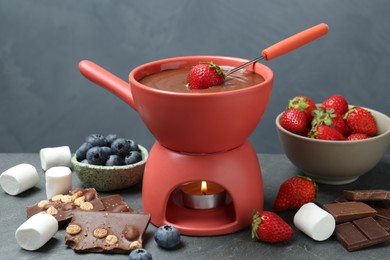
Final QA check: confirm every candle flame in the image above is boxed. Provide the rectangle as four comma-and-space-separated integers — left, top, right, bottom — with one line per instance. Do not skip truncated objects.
201, 181, 207, 195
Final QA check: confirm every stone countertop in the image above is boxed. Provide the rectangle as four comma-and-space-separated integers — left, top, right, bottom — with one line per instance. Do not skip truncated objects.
1, 153, 389, 260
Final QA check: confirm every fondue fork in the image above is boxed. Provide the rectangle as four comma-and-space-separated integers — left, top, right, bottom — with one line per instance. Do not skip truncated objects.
224, 23, 329, 77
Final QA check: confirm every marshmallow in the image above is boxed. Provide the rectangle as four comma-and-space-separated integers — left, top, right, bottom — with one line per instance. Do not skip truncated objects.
45, 166, 72, 199
15, 213, 58, 251
40, 146, 72, 171
0, 163, 39, 195
294, 202, 335, 241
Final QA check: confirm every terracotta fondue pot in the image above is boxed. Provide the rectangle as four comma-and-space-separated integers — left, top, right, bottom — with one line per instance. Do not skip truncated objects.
79, 56, 273, 153
79, 24, 329, 153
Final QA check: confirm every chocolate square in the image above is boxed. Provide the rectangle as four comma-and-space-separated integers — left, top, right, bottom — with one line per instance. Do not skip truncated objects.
323, 201, 377, 223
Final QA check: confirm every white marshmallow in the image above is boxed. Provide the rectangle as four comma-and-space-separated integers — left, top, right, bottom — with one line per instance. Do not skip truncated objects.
15, 213, 58, 251
0, 163, 39, 195
45, 166, 72, 199
40, 146, 72, 171
293, 202, 335, 241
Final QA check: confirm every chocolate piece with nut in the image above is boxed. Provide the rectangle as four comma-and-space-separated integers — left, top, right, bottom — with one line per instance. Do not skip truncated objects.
65, 211, 151, 254
26, 188, 105, 225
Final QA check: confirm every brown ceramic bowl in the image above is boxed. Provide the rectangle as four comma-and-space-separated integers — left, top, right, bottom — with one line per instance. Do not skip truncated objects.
275, 106, 390, 185
72, 145, 148, 191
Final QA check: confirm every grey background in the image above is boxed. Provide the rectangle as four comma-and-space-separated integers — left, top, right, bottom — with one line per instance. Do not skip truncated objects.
1, 0, 389, 154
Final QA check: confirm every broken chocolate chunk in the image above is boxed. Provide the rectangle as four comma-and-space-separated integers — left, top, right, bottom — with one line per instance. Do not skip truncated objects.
323, 201, 377, 223
344, 190, 390, 201
100, 194, 134, 213
65, 211, 151, 254
26, 188, 105, 225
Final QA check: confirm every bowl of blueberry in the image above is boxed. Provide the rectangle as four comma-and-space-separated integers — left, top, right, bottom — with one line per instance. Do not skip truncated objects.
71, 134, 148, 191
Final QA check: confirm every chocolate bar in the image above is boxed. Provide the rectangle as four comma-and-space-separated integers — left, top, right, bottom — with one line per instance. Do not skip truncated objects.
344, 190, 390, 201
65, 211, 151, 254
100, 194, 135, 213
323, 201, 377, 223
335, 217, 390, 251
26, 188, 105, 225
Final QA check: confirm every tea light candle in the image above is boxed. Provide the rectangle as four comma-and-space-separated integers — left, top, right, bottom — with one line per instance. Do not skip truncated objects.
181, 181, 226, 209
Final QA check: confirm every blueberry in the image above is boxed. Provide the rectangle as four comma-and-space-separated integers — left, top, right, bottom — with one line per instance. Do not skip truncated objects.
81, 159, 89, 164
128, 139, 140, 152
125, 151, 142, 165
101, 146, 112, 155
75, 142, 93, 161
86, 146, 109, 165
111, 138, 132, 157
154, 225, 181, 249
105, 155, 125, 166
85, 134, 108, 147
105, 134, 118, 146
128, 248, 152, 260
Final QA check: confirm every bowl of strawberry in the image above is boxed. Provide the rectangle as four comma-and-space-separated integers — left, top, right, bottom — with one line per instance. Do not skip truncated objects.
275, 95, 390, 185
71, 134, 148, 191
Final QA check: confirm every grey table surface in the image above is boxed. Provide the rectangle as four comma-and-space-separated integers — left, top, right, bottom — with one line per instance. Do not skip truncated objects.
1, 153, 389, 260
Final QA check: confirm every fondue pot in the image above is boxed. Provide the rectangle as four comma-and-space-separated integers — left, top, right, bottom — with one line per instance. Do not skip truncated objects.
78, 24, 328, 235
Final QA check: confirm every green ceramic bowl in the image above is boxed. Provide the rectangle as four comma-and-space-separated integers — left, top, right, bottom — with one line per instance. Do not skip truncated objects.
71, 145, 148, 191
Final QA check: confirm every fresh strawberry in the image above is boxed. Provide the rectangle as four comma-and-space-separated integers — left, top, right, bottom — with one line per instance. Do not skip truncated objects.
274, 176, 317, 211
187, 61, 225, 89
309, 125, 346, 140
312, 108, 348, 136
322, 95, 349, 115
344, 106, 377, 136
287, 96, 317, 123
279, 108, 307, 135
251, 211, 293, 243
347, 133, 369, 140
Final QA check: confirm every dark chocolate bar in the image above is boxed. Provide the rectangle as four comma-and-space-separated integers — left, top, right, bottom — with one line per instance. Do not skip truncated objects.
26, 188, 105, 225
65, 211, 151, 254
323, 201, 377, 223
100, 194, 135, 213
335, 217, 390, 251
344, 190, 390, 201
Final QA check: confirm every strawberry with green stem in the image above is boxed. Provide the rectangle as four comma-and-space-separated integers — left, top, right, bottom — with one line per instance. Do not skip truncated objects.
187, 62, 225, 89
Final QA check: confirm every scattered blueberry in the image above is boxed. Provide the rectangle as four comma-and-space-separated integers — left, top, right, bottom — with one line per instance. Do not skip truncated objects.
105, 134, 118, 146
86, 146, 109, 165
128, 248, 152, 260
111, 138, 132, 157
125, 151, 142, 165
85, 134, 109, 147
75, 142, 93, 161
154, 225, 181, 249
105, 155, 125, 166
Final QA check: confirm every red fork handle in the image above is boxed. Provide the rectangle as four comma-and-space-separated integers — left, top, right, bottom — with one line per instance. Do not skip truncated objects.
261, 23, 329, 61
